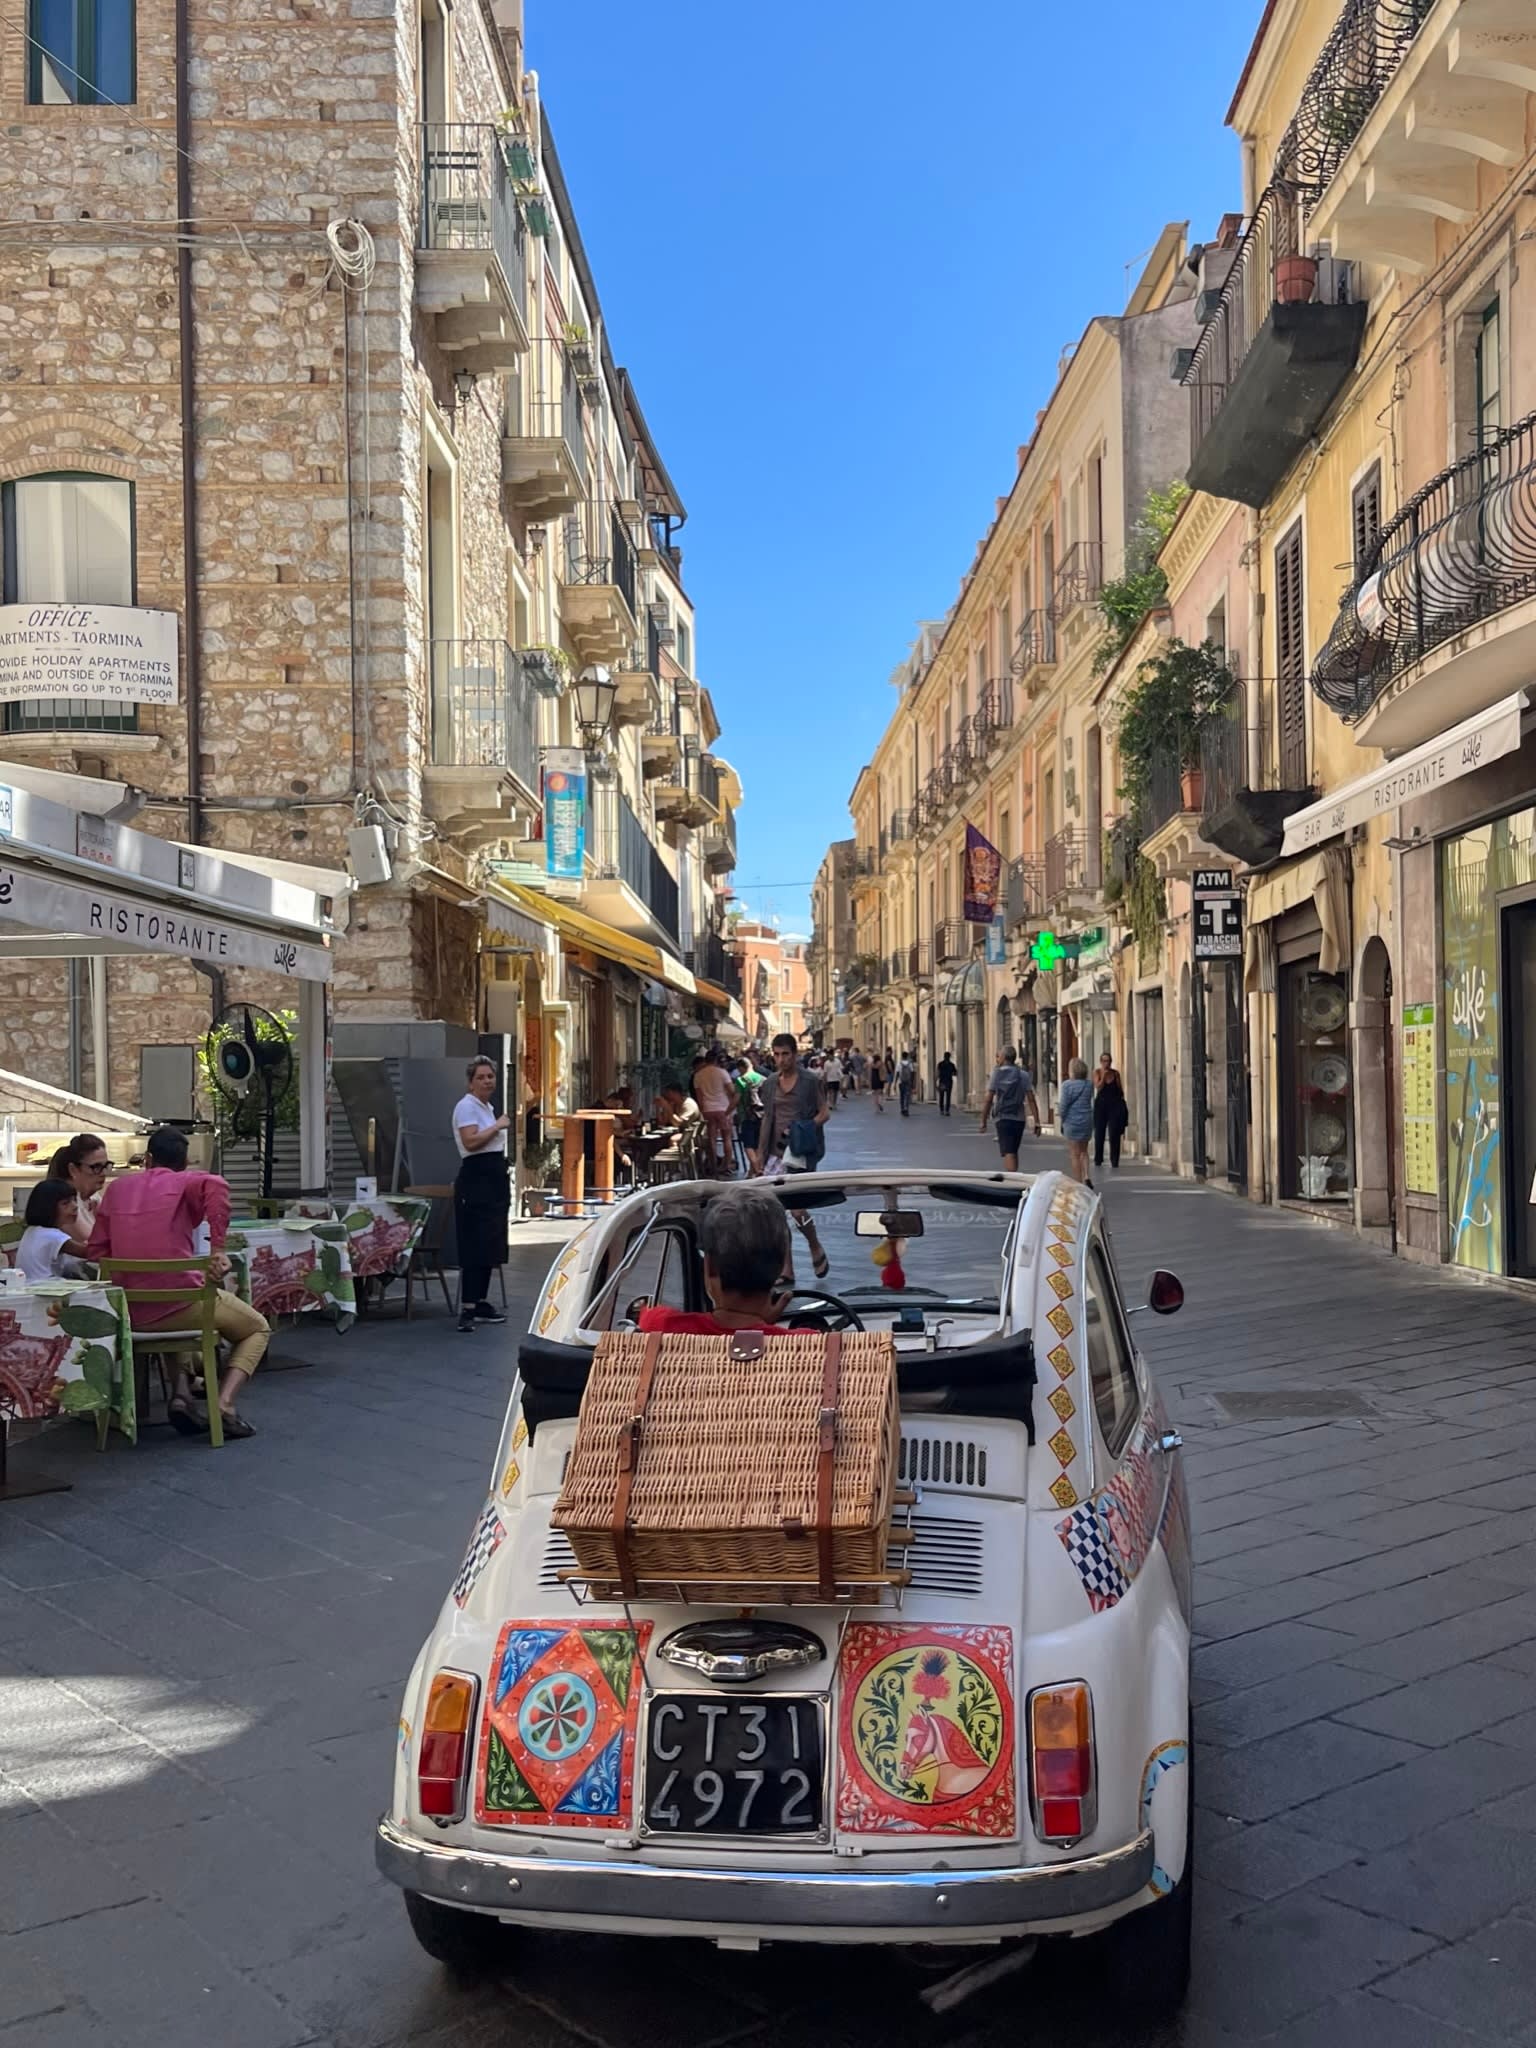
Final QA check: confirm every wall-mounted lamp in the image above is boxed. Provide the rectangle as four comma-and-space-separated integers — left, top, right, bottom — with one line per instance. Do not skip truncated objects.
527, 522, 547, 553
574, 663, 617, 752
453, 368, 477, 409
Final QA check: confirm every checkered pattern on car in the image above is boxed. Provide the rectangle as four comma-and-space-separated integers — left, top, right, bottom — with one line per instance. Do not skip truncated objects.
1055, 1502, 1131, 1613
452, 1501, 506, 1608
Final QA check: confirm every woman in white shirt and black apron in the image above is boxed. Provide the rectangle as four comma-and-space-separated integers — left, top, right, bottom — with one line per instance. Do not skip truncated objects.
452, 1057, 511, 1334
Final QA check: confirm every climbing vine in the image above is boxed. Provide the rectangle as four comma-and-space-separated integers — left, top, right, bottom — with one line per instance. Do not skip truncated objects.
1126, 852, 1166, 975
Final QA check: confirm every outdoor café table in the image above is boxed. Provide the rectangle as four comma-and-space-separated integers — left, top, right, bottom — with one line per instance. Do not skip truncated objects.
0, 1275, 136, 1444
225, 1216, 358, 1330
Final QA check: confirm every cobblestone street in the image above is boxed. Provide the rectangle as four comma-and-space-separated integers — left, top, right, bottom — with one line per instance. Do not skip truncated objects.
6, 1095, 1536, 2046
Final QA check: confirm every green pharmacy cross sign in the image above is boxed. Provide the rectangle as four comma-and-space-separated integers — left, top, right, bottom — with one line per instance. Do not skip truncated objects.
1030, 930, 1080, 973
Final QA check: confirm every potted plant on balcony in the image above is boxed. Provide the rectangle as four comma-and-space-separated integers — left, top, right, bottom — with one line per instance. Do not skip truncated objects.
1275, 250, 1318, 304
563, 322, 595, 377
1115, 638, 1235, 820
520, 645, 570, 698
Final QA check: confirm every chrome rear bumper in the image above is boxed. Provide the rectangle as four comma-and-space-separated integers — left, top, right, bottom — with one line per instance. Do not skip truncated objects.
376, 1815, 1154, 1938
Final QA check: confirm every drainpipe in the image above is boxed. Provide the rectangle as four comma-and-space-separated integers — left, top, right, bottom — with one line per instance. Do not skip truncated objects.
90, 956, 109, 1105
175, 0, 203, 848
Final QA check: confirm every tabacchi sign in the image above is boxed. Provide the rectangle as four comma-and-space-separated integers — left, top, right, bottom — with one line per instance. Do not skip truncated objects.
0, 603, 179, 706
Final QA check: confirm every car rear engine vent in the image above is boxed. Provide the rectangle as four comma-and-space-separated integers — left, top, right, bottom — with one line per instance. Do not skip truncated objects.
897, 1514, 985, 1598
899, 1433, 989, 1490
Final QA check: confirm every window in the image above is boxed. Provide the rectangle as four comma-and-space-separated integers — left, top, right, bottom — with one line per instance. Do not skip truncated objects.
1084, 1241, 1140, 1457
1351, 465, 1381, 575
1205, 597, 1227, 662
675, 618, 691, 674
2, 473, 137, 733
28, 0, 134, 102
998, 599, 1012, 677
1476, 299, 1501, 446
998, 809, 1011, 860
590, 1223, 692, 1329
1275, 522, 1306, 790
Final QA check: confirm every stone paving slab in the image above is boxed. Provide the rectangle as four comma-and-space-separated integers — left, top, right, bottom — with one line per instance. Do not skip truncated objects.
3, 1101, 1536, 2044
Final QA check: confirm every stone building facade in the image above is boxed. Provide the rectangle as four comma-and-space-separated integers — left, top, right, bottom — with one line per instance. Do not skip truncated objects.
0, 0, 740, 1140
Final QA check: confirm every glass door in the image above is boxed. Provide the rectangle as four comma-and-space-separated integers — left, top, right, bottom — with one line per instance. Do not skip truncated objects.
1501, 898, 1536, 1278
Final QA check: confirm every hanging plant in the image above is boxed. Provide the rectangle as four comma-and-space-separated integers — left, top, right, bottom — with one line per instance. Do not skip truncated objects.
1125, 852, 1166, 975
1114, 638, 1235, 813
1092, 479, 1190, 674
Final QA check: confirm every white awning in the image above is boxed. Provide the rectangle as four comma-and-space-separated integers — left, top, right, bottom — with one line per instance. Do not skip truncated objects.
1281, 691, 1528, 859
480, 888, 552, 952
1061, 969, 1114, 1009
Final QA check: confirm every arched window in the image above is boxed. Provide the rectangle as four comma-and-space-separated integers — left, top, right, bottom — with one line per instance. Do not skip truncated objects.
2, 471, 137, 733
27, 0, 135, 102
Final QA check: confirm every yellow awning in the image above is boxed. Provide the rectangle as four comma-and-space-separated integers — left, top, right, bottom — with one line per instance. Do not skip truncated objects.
497, 885, 666, 981
694, 977, 735, 1010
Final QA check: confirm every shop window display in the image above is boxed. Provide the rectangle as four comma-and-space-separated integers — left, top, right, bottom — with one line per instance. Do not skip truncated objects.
1281, 965, 1352, 1201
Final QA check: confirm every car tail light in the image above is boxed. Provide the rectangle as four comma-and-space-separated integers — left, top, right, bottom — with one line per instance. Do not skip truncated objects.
418, 1671, 478, 1821
1028, 1682, 1096, 1846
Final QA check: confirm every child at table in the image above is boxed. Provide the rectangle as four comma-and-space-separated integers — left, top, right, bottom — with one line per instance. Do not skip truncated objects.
17, 1180, 96, 1281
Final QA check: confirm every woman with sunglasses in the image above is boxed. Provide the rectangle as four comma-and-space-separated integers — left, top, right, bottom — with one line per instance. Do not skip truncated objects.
47, 1133, 112, 1230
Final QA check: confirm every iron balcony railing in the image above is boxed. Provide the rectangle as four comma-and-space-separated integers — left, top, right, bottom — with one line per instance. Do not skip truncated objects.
1138, 744, 1202, 844
1012, 608, 1056, 680
418, 123, 527, 309
1006, 857, 1044, 927
697, 754, 722, 814
846, 846, 878, 878
1275, 0, 1438, 199
888, 808, 912, 844
907, 941, 925, 982
1049, 541, 1104, 624
592, 787, 679, 942
511, 335, 584, 470
1044, 828, 1091, 902
688, 932, 738, 990
646, 696, 683, 739
975, 678, 1014, 744
1198, 683, 1278, 809
935, 919, 972, 968
889, 947, 910, 983
560, 505, 639, 617
1312, 406, 1536, 723
429, 639, 538, 793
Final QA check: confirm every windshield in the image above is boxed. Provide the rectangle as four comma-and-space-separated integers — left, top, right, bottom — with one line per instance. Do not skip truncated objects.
780, 1182, 1017, 1316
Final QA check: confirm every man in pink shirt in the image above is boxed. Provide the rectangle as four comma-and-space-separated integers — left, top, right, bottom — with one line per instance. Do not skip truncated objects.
86, 1125, 268, 1440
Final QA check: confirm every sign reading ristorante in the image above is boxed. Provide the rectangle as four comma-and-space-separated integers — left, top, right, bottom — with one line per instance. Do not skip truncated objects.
0, 603, 179, 706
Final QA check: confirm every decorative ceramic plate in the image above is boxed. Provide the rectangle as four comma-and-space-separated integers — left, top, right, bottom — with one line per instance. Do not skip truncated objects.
1311, 1054, 1349, 1094
1308, 1112, 1348, 1157
1302, 981, 1347, 1032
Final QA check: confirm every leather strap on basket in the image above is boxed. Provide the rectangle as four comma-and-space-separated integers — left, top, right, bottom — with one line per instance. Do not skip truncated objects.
814, 1330, 843, 1601
611, 1330, 664, 1600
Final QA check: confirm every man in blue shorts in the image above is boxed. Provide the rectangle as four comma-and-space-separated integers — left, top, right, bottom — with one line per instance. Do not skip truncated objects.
978, 1045, 1041, 1171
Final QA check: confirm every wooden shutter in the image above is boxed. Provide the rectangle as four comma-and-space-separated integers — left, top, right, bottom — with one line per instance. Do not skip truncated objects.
1351, 465, 1381, 574
1275, 524, 1307, 790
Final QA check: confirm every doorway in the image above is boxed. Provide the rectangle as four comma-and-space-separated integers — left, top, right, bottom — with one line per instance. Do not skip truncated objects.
1354, 937, 1395, 1240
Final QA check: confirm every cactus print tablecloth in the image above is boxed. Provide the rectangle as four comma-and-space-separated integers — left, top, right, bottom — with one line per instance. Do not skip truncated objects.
226, 1221, 357, 1329
0, 1280, 135, 1442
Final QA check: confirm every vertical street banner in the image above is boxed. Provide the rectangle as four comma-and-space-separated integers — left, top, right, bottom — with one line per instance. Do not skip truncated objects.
543, 747, 586, 880
963, 823, 1002, 924
985, 914, 1007, 966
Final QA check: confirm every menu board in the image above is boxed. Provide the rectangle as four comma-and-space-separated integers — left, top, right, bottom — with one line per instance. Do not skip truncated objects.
1401, 1002, 1438, 1195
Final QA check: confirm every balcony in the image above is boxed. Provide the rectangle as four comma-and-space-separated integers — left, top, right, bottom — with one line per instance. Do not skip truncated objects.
845, 846, 879, 879
641, 699, 682, 779
1184, 181, 1367, 509
935, 919, 973, 969
1199, 686, 1314, 870
1006, 856, 1045, 928
1012, 608, 1057, 693
588, 786, 679, 945
1044, 828, 1093, 906
1296, 0, 1528, 278
423, 639, 539, 846
1136, 745, 1232, 882
975, 678, 1014, 750
416, 124, 529, 370
503, 337, 585, 518
612, 612, 664, 730
1313, 407, 1536, 751
560, 506, 639, 666
688, 932, 741, 994
1049, 542, 1103, 626
701, 803, 736, 878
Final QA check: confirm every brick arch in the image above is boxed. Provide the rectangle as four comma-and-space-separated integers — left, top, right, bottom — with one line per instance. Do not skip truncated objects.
0, 410, 153, 484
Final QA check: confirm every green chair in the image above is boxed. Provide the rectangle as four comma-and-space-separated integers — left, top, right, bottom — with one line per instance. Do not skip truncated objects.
0, 1218, 23, 1268
96, 1257, 227, 1449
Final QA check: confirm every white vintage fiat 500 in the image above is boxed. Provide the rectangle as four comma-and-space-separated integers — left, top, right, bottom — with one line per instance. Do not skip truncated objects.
376, 1169, 1192, 2012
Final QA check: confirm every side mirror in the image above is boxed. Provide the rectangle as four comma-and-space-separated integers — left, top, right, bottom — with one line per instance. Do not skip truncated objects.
1147, 1269, 1184, 1316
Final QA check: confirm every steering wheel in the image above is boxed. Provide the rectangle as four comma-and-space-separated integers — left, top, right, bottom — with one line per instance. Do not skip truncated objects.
781, 1287, 866, 1332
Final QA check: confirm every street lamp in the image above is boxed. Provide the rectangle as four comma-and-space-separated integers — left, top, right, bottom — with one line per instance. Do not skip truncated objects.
574, 663, 617, 751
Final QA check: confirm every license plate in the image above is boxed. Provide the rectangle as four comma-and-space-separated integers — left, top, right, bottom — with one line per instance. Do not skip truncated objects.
642, 1694, 825, 1837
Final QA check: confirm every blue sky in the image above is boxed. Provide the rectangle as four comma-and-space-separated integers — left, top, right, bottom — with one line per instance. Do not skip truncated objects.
530, 1, 1256, 933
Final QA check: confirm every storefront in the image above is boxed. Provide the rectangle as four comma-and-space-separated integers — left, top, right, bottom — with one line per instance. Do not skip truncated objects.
940, 960, 986, 1106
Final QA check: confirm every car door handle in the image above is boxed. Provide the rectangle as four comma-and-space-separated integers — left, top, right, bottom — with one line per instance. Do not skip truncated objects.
1157, 1430, 1183, 1454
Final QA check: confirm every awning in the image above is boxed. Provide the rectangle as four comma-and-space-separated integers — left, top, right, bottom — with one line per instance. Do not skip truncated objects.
495, 883, 690, 987
1244, 848, 1349, 985
1061, 969, 1114, 1010
694, 976, 736, 1011
1281, 690, 1528, 858
480, 885, 554, 952
942, 960, 986, 1007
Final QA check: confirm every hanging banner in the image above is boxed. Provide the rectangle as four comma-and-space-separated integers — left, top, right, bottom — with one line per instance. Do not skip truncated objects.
1192, 869, 1243, 960
0, 603, 179, 706
542, 748, 586, 881
985, 914, 1007, 966
963, 823, 1002, 924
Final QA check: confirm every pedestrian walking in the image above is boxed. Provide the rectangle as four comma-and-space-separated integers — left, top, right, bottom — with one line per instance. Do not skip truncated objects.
1059, 1058, 1096, 1185
1093, 1059, 1129, 1171
936, 1048, 957, 1117
692, 1050, 739, 1178
883, 1049, 896, 1102
451, 1057, 512, 1331
748, 1032, 831, 1279
978, 1044, 1039, 1172
896, 1050, 915, 1117
869, 1052, 885, 1112
849, 1048, 866, 1094
822, 1050, 844, 1108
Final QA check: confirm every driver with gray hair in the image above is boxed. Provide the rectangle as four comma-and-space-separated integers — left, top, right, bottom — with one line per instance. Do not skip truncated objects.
636, 1186, 793, 1335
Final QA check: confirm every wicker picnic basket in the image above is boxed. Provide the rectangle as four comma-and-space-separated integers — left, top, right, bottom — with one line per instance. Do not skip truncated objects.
551, 1328, 902, 1603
